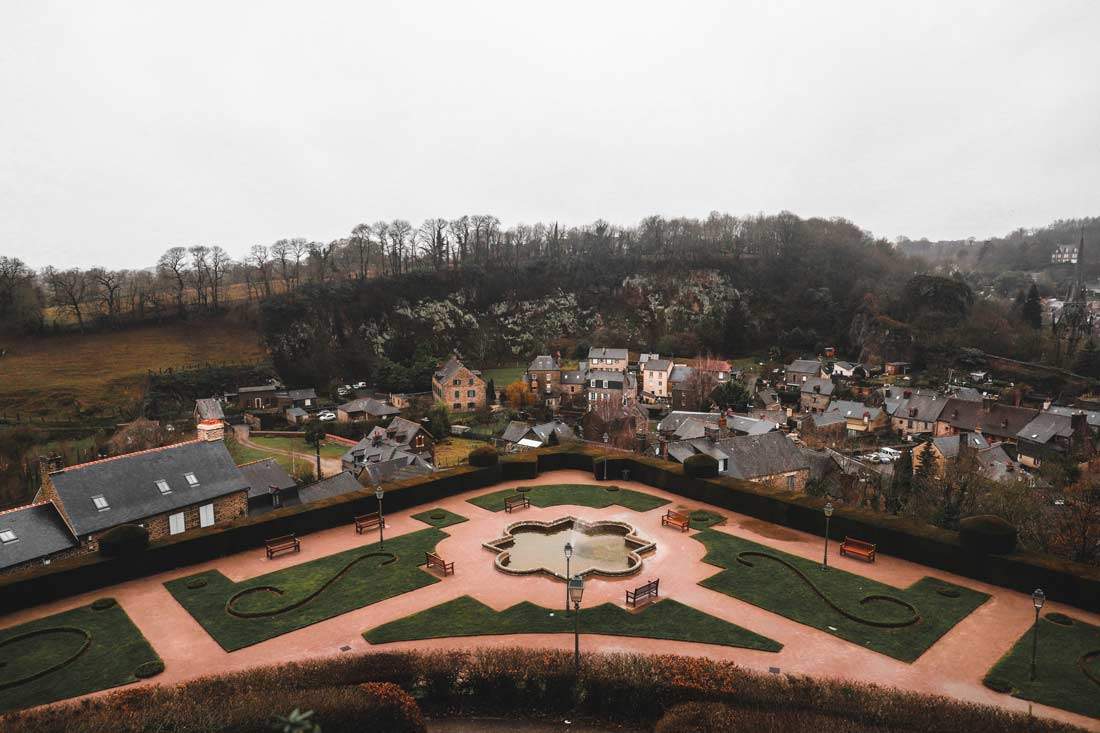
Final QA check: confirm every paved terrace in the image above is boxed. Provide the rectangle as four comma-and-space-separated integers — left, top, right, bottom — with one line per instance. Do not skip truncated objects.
2, 469, 1097, 731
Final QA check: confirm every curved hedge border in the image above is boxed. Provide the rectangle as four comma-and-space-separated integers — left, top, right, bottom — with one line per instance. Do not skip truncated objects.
735, 551, 920, 629
0, 627, 92, 691
226, 552, 398, 619
1081, 650, 1100, 689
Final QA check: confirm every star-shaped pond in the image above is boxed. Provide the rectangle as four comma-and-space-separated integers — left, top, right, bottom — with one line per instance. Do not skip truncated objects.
483, 516, 656, 580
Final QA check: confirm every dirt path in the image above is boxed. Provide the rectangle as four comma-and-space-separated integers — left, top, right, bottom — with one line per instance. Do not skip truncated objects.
233, 425, 344, 478
2, 469, 1098, 731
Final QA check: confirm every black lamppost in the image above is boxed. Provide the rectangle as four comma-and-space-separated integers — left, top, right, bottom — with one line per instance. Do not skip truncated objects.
375, 486, 385, 549
602, 432, 609, 480
822, 501, 834, 570
568, 574, 585, 677
563, 542, 573, 612
1030, 588, 1045, 681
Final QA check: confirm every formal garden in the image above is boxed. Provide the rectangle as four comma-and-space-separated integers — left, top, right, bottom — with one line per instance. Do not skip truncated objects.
467, 482, 669, 512
0, 599, 162, 714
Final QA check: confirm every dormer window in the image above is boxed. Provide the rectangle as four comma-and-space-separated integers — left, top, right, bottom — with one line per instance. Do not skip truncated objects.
92, 495, 110, 511
184, 473, 199, 486
0, 529, 16, 544
155, 479, 171, 495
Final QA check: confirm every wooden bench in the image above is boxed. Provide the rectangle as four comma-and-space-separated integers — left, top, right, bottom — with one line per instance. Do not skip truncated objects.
265, 534, 300, 559
661, 510, 690, 532
354, 512, 383, 534
504, 495, 530, 513
626, 578, 659, 607
840, 537, 876, 563
424, 551, 454, 576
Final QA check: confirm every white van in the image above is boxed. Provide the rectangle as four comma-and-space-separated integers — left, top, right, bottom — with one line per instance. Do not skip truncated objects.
878, 447, 902, 462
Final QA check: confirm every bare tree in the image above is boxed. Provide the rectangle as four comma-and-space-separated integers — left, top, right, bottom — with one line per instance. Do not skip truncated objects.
270, 239, 292, 292
157, 247, 189, 315
348, 223, 373, 279
209, 246, 232, 308
89, 268, 124, 321
287, 238, 310, 287
386, 220, 412, 275
42, 266, 89, 331
188, 245, 210, 307
246, 244, 273, 298
448, 216, 470, 264
417, 218, 449, 270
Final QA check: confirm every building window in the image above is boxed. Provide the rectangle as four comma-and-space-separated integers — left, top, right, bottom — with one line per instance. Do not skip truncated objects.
155, 479, 171, 494
169, 512, 186, 535
454, 391, 460, 399
453, 378, 461, 385
199, 503, 215, 528
92, 495, 110, 511
467, 390, 475, 397
787, 475, 795, 491
468, 402, 476, 409
415, 435, 425, 448
0, 529, 16, 544
184, 473, 199, 486
453, 403, 461, 410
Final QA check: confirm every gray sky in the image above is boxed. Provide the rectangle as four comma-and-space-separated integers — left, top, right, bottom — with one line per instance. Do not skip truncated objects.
2, 1, 1098, 269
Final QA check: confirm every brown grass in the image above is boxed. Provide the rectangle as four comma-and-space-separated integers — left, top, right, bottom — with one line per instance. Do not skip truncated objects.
0, 319, 266, 419
433, 437, 488, 466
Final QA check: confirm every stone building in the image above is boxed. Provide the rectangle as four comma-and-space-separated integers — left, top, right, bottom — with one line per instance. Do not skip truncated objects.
432, 356, 486, 412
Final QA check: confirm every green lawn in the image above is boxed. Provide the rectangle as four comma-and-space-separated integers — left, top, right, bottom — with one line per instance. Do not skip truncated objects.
0, 599, 162, 714
482, 366, 526, 386
411, 507, 468, 529
467, 483, 669, 513
984, 613, 1100, 719
227, 436, 310, 475
165, 527, 449, 651
696, 530, 989, 662
364, 595, 781, 652
249, 435, 349, 460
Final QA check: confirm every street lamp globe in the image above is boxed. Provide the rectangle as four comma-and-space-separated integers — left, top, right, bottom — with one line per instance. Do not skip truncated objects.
823, 501, 834, 517
568, 574, 585, 606
564, 542, 573, 559
1032, 588, 1045, 610
375, 486, 384, 502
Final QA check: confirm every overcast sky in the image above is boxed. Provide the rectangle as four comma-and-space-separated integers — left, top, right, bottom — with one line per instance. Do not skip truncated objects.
1, 1, 1098, 270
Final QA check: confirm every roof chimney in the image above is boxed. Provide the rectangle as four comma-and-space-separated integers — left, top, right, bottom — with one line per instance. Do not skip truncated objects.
197, 420, 225, 442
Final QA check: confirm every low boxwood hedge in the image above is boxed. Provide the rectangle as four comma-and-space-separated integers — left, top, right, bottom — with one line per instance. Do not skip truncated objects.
133, 659, 165, 678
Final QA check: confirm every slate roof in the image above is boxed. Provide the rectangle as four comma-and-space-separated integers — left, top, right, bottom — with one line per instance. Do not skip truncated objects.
0, 501, 78, 571
785, 359, 821, 375
657, 411, 720, 434
976, 445, 1024, 483
286, 407, 308, 418
893, 393, 949, 423
826, 400, 883, 421
297, 471, 365, 504
338, 398, 400, 417
501, 420, 574, 446
284, 388, 317, 401
952, 387, 983, 402
561, 370, 586, 384
587, 369, 624, 382
808, 412, 847, 428
1045, 405, 1100, 428
48, 440, 249, 536
938, 398, 1038, 439
669, 365, 695, 384
385, 416, 430, 446
721, 432, 808, 479
239, 384, 278, 393
434, 356, 475, 383
528, 355, 560, 371
358, 458, 433, 486
932, 432, 990, 459
239, 458, 297, 499
588, 347, 628, 360
195, 398, 224, 421
1017, 412, 1074, 445
641, 358, 672, 372
801, 377, 835, 397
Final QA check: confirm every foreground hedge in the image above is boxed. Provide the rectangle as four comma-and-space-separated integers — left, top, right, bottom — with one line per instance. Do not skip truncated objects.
2, 445, 1098, 614
1, 649, 1084, 733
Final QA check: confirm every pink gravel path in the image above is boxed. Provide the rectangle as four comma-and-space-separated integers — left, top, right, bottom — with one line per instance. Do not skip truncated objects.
2, 469, 1097, 730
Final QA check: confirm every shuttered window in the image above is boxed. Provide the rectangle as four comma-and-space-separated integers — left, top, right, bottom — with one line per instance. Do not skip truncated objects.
199, 503, 215, 528
169, 512, 185, 535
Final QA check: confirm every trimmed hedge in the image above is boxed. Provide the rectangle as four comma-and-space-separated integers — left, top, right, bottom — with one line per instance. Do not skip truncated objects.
468, 446, 499, 467
684, 454, 719, 478
97, 524, 149, 558
1, 648, 1082, 733
959, 515, 1017, 555
2, 446, 1098, 615
133, 660, 165, 679
90, 598, 116, 610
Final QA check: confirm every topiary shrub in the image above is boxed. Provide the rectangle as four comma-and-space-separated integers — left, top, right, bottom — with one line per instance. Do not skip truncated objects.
91, 597, 117, 610
134, 659, 165, 678
186, 577, 208, 590
985, 676, 1013, 694
959, 515, 1017, 555
1047, 612, 1075, 626
683, 454, 719, 479
98, 523, 150, 557
469, 445, 499, 467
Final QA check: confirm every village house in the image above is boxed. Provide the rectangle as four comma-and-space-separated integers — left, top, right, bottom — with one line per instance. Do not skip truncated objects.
640, 357, 674, 404
586, 369, 637, 408
825, 400, 888, 434
500, 419, 576, 451
236, 383, 282, 410
799, 411, 847, 448
560, 369, 587, 403
884, 391, 948, 438
340, 437, 433, 480
299, 471, 379, 503
1015, 411, 1094, 470
580, 403, 648, 448
0, 501, 81, 577
830, 361, 865, 379
934, 397, 1037, 444
275, 388, 317, 410
799, 377, 834, 413
285, 407, 309, 425
432, 356, 486, 412
336, 397, 401, 423
884, 361, 911, 376
662, 431, 809, 492
34, 431, 250, 552
1045, 404, 1100, 438
668, 364, 697, 410
525, 355, 562, 399
238, 458, 298, 515
784, 359, 823, 388
587, 347, 629, 372
913, 433, 990, 478
657, 411, 776, 442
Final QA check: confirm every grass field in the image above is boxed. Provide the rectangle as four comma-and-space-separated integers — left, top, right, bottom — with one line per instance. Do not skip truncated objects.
434, 437, 488, 466
248, 436, 349, 460
0, 319, 266, 420
364, 595, 782, 651
984, 613, 1100, 719
226, 436, 315, 476
696, 530, 989, 662
0, 599, 162, 714
165, 527, 449, 651
482, 365, 525, 386
467, 483, 669, 513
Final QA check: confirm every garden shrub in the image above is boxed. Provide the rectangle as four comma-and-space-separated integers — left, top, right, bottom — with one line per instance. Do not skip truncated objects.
356, 682, 426, 733
90, 597, 117, 610
97, 524, 149, 557
1046, 612, 1074, 626
959, 515, 1017, 555
186, 578, 208, 590
985, 676, 1013, 694
684, 454, 719, 479
134, 660, 165, 679
468, 446, 499, 467
936, 587, 961, 598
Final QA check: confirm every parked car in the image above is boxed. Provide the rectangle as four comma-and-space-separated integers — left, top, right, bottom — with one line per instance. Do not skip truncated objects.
317, 410, 337, 422
353, 381, 367, 389
878, 447, 902, 462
